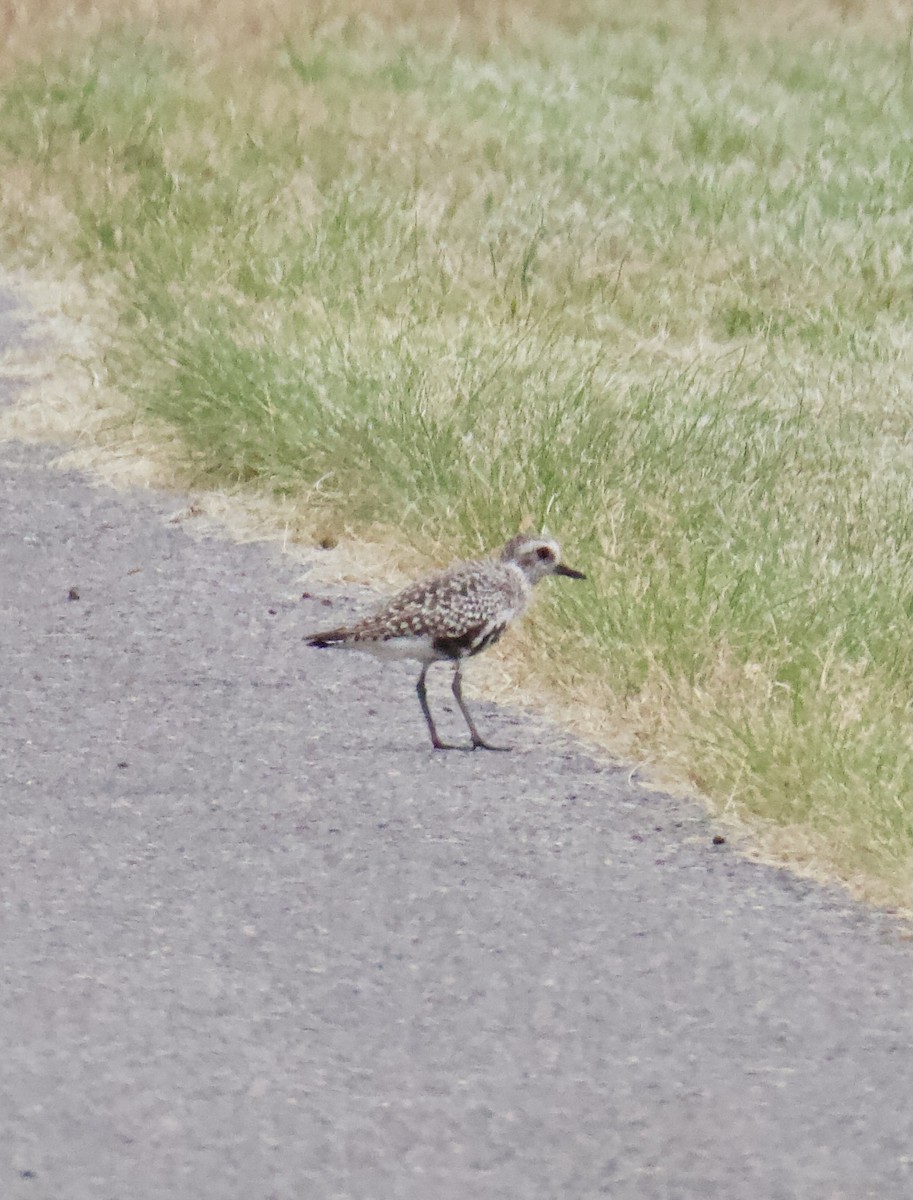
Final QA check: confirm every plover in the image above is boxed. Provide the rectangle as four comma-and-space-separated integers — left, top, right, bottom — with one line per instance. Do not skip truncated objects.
305, 533, 586, 751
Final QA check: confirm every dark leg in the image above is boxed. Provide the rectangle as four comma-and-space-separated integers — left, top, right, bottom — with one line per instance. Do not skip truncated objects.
416, 662, 464, 751
452, 662, 511, 752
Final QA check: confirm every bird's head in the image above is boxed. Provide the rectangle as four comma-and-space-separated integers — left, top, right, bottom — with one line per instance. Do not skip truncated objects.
499, 534, 586, 586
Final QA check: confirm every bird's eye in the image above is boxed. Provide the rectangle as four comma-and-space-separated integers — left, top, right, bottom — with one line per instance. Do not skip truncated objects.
536, 546, 553, 561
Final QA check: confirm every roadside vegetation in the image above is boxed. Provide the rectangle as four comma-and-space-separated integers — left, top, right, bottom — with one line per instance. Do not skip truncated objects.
0, 1, 909, 905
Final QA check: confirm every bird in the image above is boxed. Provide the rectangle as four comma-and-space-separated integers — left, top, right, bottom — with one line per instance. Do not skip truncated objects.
305, 533, 586, 751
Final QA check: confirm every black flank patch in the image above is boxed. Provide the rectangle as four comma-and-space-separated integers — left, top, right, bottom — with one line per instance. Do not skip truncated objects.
434, 623, 506, 660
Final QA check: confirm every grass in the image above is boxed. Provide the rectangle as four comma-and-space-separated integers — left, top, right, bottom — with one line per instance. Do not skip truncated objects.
0, 0, 909, 906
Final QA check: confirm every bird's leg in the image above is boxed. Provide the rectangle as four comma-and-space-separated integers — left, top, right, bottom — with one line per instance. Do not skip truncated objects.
416, 662, 464, 751
451, 662, 512, 752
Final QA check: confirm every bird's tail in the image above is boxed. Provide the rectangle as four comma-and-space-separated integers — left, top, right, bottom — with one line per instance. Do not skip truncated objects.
305, 628, 352, 648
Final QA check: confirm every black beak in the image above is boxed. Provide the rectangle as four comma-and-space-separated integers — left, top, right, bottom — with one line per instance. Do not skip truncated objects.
555, 563, 586, 580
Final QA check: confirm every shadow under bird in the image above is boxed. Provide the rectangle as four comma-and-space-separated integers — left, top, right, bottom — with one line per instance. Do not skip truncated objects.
305, 533, 586, 751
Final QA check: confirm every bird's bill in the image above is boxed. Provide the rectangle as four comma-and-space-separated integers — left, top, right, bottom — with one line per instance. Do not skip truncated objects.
555, 563, 586, 580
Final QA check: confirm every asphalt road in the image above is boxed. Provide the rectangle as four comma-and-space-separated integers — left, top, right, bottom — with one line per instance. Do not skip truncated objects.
1, 288, 911, 1199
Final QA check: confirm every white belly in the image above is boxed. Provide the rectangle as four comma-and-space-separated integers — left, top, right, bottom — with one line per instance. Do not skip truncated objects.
354, 635, 439, 664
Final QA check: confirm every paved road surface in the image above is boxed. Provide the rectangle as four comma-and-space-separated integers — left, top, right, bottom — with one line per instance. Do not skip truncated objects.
1, 289, 911, 1199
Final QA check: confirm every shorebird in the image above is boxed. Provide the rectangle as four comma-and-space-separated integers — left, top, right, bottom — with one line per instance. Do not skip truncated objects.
305, 533, 586, 751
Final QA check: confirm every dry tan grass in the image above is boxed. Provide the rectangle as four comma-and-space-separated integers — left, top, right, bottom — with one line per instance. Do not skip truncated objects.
0, 0, 906, 77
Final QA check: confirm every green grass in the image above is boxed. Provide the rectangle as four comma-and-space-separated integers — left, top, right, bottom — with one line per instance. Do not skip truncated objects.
0, 1, 909, 904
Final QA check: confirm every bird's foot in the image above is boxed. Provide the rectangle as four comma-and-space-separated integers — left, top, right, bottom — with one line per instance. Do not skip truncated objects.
471, 737, 512, 752
430, 737, 474, 752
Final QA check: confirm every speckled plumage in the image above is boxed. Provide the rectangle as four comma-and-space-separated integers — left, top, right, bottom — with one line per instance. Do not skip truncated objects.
308, 557, 527, 659
306, 534, 586, 751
